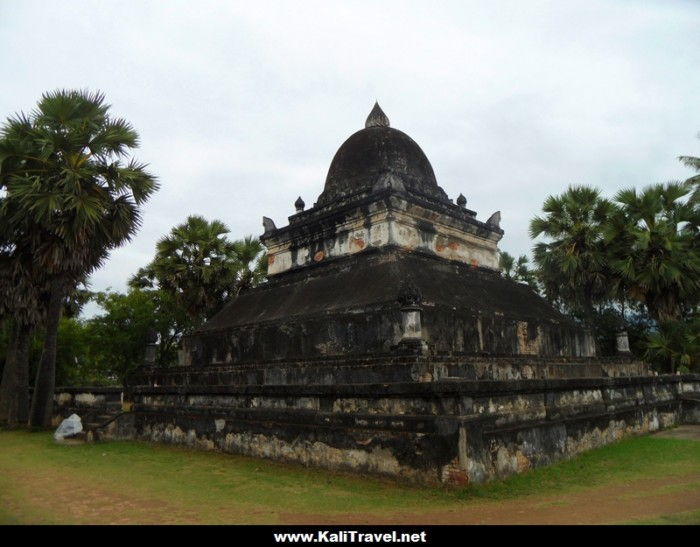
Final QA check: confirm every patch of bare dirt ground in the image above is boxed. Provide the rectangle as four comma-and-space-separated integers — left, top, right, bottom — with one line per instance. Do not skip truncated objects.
279, 474, 700, 525
653, 425, 700, 441
1, 470, 200, 525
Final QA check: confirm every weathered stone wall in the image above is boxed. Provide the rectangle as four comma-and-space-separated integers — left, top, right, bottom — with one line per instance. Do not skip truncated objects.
265, 192, 501, 276
190, 250, 597, 364
52, 386, 127, 439
53, 387, 122, 425
132, 355, 650, 386
55, 371, 700, 486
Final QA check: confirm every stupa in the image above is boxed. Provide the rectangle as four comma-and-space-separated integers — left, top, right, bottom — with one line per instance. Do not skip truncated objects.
75, 103, 694, 486
185, 103, 595, 367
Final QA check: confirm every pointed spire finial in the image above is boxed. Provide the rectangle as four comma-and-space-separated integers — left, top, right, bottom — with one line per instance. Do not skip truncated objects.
294, 196, 305, 213
262, 216, 277, 234
486, 211, 501, 228
365, 101, 390, 128
457, 193, 467, 208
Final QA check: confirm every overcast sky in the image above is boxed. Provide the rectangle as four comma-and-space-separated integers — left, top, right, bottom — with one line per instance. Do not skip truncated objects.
1, 1, 699, 317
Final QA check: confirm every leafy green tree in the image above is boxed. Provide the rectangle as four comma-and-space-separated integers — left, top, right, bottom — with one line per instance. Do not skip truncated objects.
0, 90, 157, 427
132, 216, 266, 335
529, 186, 614, 330
54, 317, 96, 386
679, 134, 699, 202
604, 182, 700, 323
498, 251, 538, 291
646, 316, 700, 373
514, 257, 539, 291
498, 251, 515, 279
232, 235, 267, 296
87, 289, 182, 382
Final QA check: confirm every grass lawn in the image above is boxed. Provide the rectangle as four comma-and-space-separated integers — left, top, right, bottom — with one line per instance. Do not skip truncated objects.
0, 429, 699, 524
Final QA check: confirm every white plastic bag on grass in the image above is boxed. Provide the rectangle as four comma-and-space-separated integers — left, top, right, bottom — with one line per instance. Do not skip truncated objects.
54, 413, 83, 441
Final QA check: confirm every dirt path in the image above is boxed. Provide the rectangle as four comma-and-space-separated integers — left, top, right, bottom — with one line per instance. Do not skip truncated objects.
653, 425, 700, 441
0, 469, 201, 525
280, 474, 700, 525
7, 463, 698, 524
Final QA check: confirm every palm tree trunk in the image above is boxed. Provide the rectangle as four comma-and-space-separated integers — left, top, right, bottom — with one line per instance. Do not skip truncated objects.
0, 321, 19, 425
656, 301, 681, 323
15, 324, 32, 425
582, 285, 600, 356
0, 322, 31, 427
29, 279, 64, 428
620, 298, 626, 329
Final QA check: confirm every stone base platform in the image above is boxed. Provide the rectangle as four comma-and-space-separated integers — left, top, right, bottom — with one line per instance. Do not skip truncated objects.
129, 355, 651, 387
53, 358, 700, 486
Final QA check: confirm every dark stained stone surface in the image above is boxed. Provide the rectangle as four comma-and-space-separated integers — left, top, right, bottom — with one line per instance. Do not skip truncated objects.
316, 125, 449, 206
365, 101, 391, 128
64, 374, 696, 484
203, 250, 566, 331
188, 249, 587, 364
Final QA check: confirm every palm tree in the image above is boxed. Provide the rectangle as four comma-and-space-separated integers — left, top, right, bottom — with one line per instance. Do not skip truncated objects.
131, 220, 268, 339
605, 182, 700, 323
514, 255, 538, 291
231, 235, 266, 296
646, 316, 700, 373
679, 134, 699, 191
0, 90, 157, 427
529, 185, 614, 330
0, 109, 52, 426
132, 216, 242, 330
679, 138, 700, 240
498, 251, 515, 279
499, 251, 538, 290
0, 264, 42, 427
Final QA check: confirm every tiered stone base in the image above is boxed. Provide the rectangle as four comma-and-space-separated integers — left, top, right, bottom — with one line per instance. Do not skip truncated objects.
53, 357, 700, 485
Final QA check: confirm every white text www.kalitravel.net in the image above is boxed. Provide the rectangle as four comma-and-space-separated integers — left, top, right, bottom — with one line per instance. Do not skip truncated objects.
273, 531, 428, 543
